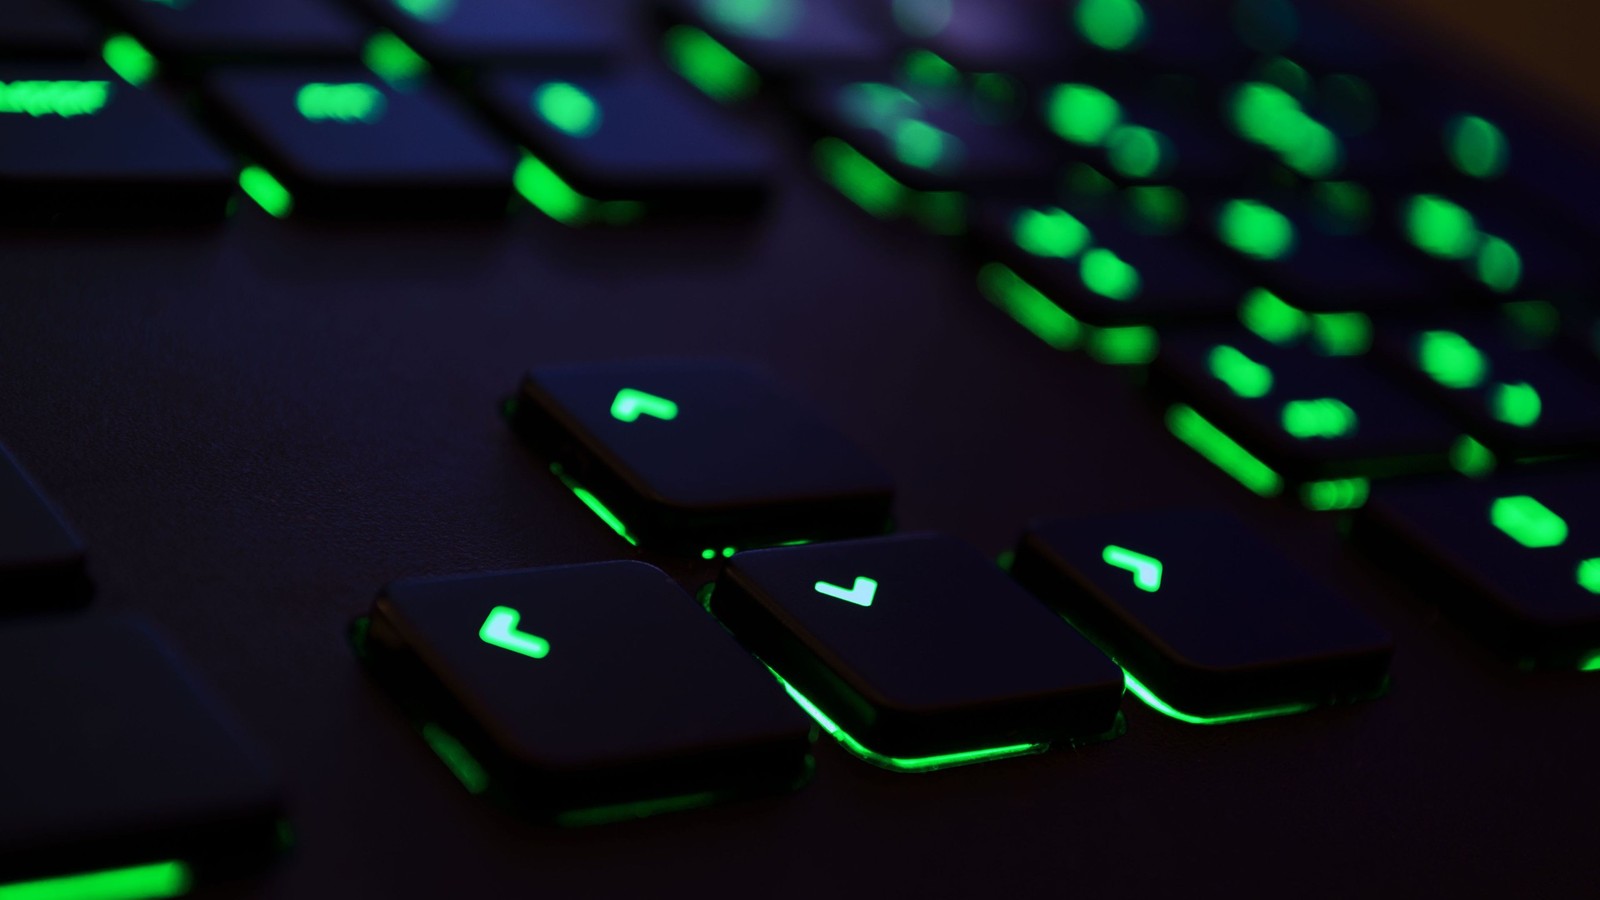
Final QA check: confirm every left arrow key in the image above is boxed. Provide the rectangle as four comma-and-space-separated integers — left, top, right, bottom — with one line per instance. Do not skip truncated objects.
478, 606, 550, 658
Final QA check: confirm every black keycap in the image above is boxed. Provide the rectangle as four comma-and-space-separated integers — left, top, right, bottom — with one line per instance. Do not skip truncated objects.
1355, 467, 1600, 669
359, 562, 813, 822
0, 0, 100, 58
508, 360, 893, 553
481, 69, 770, 219
0, 65, 234, 224
0, 618, 283, 887
350, 0, 614, 69
1374, 319, 1600, 459
1013, 510, 1393, 722
974, 198, 1251, 326
1151, 330, 1459, 498
660, 0, 889, 88
0, 442, 88, 613
711, 534, 1124, 762
204, 67, 515, 219
871, 0, 1080, 78
98, 0, 367, 65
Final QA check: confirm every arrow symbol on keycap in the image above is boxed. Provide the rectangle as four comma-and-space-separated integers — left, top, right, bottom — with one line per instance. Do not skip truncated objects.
479, 606, 551, 659
1102, 545, 1163, 592
814, 576, 877, 607
610, 388, 679, 423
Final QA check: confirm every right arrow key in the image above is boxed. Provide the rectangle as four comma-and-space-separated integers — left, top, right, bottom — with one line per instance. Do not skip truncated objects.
1012, 510, 1393, 724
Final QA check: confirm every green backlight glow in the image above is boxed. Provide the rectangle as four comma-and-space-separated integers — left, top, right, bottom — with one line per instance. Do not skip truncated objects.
1475, 234, 1522, 293
1102, 544, 1162, 591
901, 49, 960, 90
1209, 344, 1274, 398
1490, 381, 1541, 428
814, 137, 906, 219
1577, 559, 1600, 595
1080, 247, 1141, 300
515, 151, 643, 226
1123, 669, 1313, 725
1301, 477, 1369, 511
1309, 311, 1371, 356
894, 119, 960, 171
1281, 397, 1357, 439
1404, 194, 1477, 260
1218, 199, 1295, 260
611, 387, 678, 422
1166, 403, 1283, 497
704, 0, 801, 37
363, 31, 429, 85
421, 723, 489, 794
1239, 287, 1307, 345
662, 25, 758, 104
1490, 495, 1567, 548
1014, 206, 1090, 258
296, 82, 385, 123
1075, 0, 1146, 51
1228, 81, 1342, 177
102, 34, 156, 87
0, 861, 191, 900
0, 80, 109, 117
238, 166, 293, 218
1581, 652, 1600, 672
768, 668, 1045, 772
814, 576, 877, 607
1450, 435, 1496, 477
1446, 115, 1509, 179
554, 790, 722, 828
549, 463, 638, 546
977, 263, 1081, 350
533, 81, 601, 137
1417, 330, 1487, 389
478, 606, 551, 659
1087, 325, 1157, 365
395, 0, 455, 23
1045, 83, 1121, 145
1106, 124, 1169, 179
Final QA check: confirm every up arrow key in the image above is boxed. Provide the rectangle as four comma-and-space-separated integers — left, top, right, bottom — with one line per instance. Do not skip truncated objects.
814, 576, 877, 607
479, 606, 551, 659
1102, 545, 1163, 592
610, 388, 679, 423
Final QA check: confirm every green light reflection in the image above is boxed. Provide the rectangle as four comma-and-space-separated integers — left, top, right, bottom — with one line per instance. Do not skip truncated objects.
0, 861, 191, 900
1166, 404, 1283, 497
1123, 669, 1313, 725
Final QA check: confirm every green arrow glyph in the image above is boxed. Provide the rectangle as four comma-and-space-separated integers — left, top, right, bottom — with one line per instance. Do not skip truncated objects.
814, 576, 877, 607
1102, 545, 1163, 592
479, 606, 550, 659
610, 388, 679, 422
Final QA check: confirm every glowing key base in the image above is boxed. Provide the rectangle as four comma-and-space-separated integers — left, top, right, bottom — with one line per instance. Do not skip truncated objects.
1122, 669, 1316, 726
0, 861, 192, 900
547, 462, 639, 547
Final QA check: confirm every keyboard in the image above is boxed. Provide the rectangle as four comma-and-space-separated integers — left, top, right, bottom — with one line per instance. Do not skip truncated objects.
3, 0, 1600, 896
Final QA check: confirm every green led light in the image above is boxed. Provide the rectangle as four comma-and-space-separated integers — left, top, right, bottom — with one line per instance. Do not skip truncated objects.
1105, 124, 1169, 179
0, 861, 191, 900
814, 137, 907, 219
840, 81, 920, 131
1475, 234, 1522, 293
1450, 435, 1496, 477
1310, 311, 1371, 356
1125, 185, 1186, 233
1577, 559, 1600, 595
1123, 668, 1313, 725
514, 151, 612, 226
814, 576, 877, 607
1087, 324, 1157, 365
1417, 330, 1487, 389
1301, 477, 1369, 511
1227, 81, 1343, 178
894, 119, 960, 171
102, 34, 156, 87
554, 790, 723, 828
394, 0, 455, 22
1208, 344, 1274, 398
238, 166, 293, 218
1217, 199, 1295, 260
0, 80, 110, 117
1013, 206, 1090, 258
1080, 247, 1141, 300
610, 388, 678, 423
1282, 120, 1341, 178
1075, 0, 1145, 51
721, 546, 737, 557
769, 669, 1045, 771
1446, 114, 1509, 179
1102, 544, 1162, 591
1281, 397, 1357, 439
1490, 381, 1541, 428
901, 49, 960, 89
703, 0, 801, 36
549, 463, 638, 546
420, 723, 488, 794
1044, 83, 1121, 145
533, 81, 601, 137
662, 25, 758, 104
479, 606, 550, 659
977, 263, 1081, 350
1490, 495, 1567, 548
362, 31, 430, 85
1581, 652, 1600, 672
295, 82, 385, 123
1404, 194, 1477, 260
1165, 403, 1283, 497
701, 548, 716, 560
1238, 287, 1307, 345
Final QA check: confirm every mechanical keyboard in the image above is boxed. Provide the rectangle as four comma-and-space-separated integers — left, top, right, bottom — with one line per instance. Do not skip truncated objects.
2, 0, 1600, 896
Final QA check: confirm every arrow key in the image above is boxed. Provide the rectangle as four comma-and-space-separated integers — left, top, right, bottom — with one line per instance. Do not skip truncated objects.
1013, 510, 1392, 723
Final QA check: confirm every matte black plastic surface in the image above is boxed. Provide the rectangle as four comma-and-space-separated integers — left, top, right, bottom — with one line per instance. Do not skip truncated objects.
350, 0, 616, 69
97, 0, 367, 65
0, 440, 88, 612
